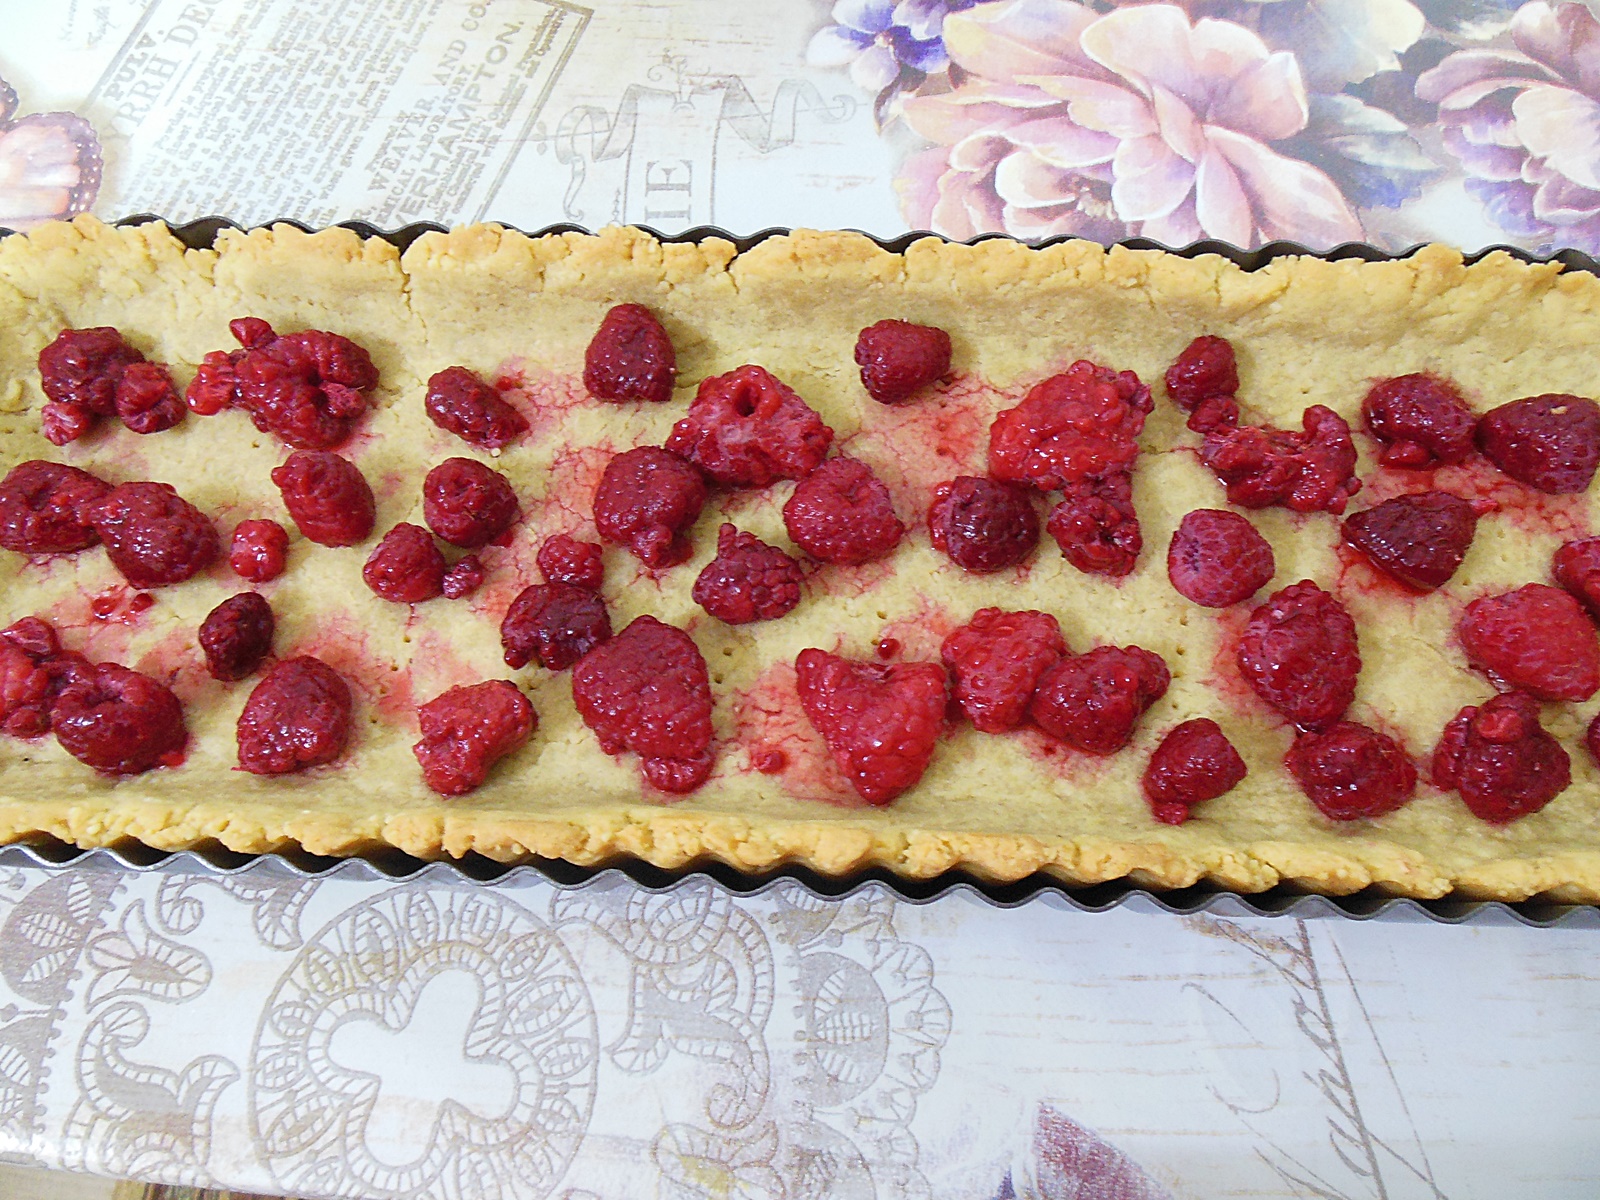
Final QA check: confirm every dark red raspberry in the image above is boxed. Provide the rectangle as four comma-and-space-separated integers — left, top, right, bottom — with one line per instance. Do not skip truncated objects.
414, 680, 536, 796
782, 457, 904, 564
271, 451, 375, 547
363, 524, 446, 604
113, 361, 185, 434
1167, 509, 1274, 607
198, 592, 274, 681
1477, 393, 1600, 493
795, 648, 948, 804
501, 582, 611, 670
0, 618, 65, 739
1286, 722, 1416, 821
230, 519, 289, 582
423, 366, 528, 450
1435, 691, 1570, 824
1047, 473, 1141, 577
571, 615, 715, 793
989, 361, 1152, 490
1553, 536, 1600, 621
90, 482, 219, 588
1459, 583, 1600, 701
593, 446, 706, 569
202, 319, 378, 449
1237, 581, 1360, 729
2, 617, 60, 660
584, 303, 677, 404
1030, 645, 1169, 755
665, 365, 835, 487
50, 662, 186, 774
185, 350, 240, 416
1185, 394, 1241, 435
536, 534, 604, 590
1141, 718, 1248, 824
854, 320, 952, 404
1587, 710, 1600, 771
1362, 373, 1477, 468
1342, 492, 1479, 590
442, 555, 486, 599
230, 317, 275, 349
1201, 406, 1360, 514
692, 524, 803, 624
1164, 335, 1238, 412
38, 327, 146, 442
236, 656, 353, 775
941, 608, 1067, 733
929, 476, 1039, 573
41, 402, 94, 446
422, 457, 518, 548
0, 460, 112, 554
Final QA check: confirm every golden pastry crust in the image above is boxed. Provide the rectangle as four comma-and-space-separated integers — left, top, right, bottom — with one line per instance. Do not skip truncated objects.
2, 216, 1599, 902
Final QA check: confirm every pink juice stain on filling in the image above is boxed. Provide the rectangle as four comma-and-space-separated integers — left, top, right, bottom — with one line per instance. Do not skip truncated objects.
494, 362, 589, 441
293, 619, 414, 725
732, 660, 862, 806
843, 373, 995, 518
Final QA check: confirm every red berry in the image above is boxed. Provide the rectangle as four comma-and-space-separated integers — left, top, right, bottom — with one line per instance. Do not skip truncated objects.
236, 656, 353, 774
38, 327, 146, 441
1030, 645, 1169, 755
271, 451, 375, 547
1342, 491, 1479, 590
1587, 709, 1600, 770
988, 360, 1152, 491
583, 303, 677, 404
1459, 583, 1600, 701
198, 593, 274, 681
0, 617, 66, 739
51, 662, 186, 775
414, 679, 536, 796
442, 555, 486, 599
423, 366, 528, 450
1434, 691, 1570, 824
782, 457, 904, 565
536, 534, 604, 590
363, 524, 446, 604
211, 319, 378, 449
692, 524, 803, 624
1477, 393, 1600, 493
1164, 335, 1238, 411
1237, 581, 1360, 729
422, 457, 518, 549
1185, 394, 1241, 435
795, 648, 948, 804
1553, 536, 1600, 621
0, 460, 112, 554
593, 446, 706, 569
41, 402, 95, 446
854, 319, 952, 404
113, 361, 185, 434
665, 365, 835, 487
230, 519, 289, 582
501, 582, 611, 670
2, 616, 60, 660
90, 482, 219, 588
928, 476, 1039, 573
571, 615, 715, 793
185, 350, 240, 416
1167, 509, 1274, 607
1046, 473, 1141, 577
941, 608, 1067, 734
1286, 721, 1416, 821
1141, 718, 1248, 824
1362, 373, 1477, 468
1201, 405, 1360, 514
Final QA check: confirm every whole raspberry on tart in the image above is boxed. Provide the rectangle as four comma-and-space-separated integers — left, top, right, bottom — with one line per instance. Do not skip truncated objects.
1142, 719, 1248, 825
0, 460, 112, 554
90, 482, 220, 588
537, 534, 605, 590
1030, 644, 1170, 755
51, 662, 187, 775
199, 593, 274, 681
1341, 492, 1482, 591
584, 304, 677, 404
1200, 405, 1360, 514
854, 320, 952, 404
1164, 335, 1238, 418
38, 327, 158, 444
941, 608, 1067, 734
1047, 474, 1141, 577
501, 582, 611, 670
230, 519, 289, 582
665, 365, 834, 487
782, 457, 904, 565
442, 556, 485, 599
363, 524, 446, 604
593, 446, 706, 570
693, 524, 803, 624
422, 457, 518, 549
1553, 537, 1600, 622
1362, 373, 1477, 468
0, 617, 85, 740
1459, 584, 1600, 702
989, 360, 1152, 491
1167, 509, 1274, 607
271, 451, 375, 547
929, 477, 1038, 573
113, 361, 185, 435
1434, 691, 1570, 824
1477, 393, 1600, 493
236, 657, 353, 775
424, 366, 528, 449
414, 680, 536, 796
1286, 721, 1416, 821
1237, 581, 1360, 730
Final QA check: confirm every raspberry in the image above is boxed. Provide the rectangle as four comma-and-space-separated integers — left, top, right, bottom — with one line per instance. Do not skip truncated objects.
230, 519, 289, 582
422, 457, 518, 549
185, 350, 241, 416
571, 615, 715, 793
0, 618, 65, 739
113, 361, 185, 435
442, 555, 485, 599
1166, 509, 1274, 607
1030, 645, 1169, 754
941, 608, 1067, 733
665, 365, 834, 487
1362, 373, 1477, 468
271, 451, 375, 547
1459, 583, 1600, 701
423, 366, 529, 450
236, 657, 353, 774
41, 402, 94, 446
1286, 722, 1416, 821
413, 680, 536, 796
501, 582, 611, 670
1434, 691, 1570, 824
854, 319, 952, 404
202, 319, 378, 449
795, 648, 948, 804
536, 534, 604, 590
782, 457, 904, 565
1046, 474, 1141, 577
692, 524, 803, 624
1164, 335, 1238, 412
1341, 492, 1479, 590
90, 482, 219, 588
1553, 537, 1600, 621
2, 617, 60, 660
1237, 581, 1360, 729
1185, 394, 1241, 435
583, 303, 677, 404
51, 662, 186, 774
198, 592, 274, 681
1201, 405, 1360, 514
363, 524, 446, 604
928, 476, 1039, 573
1141, 718, 1248, 824
988, 360, 1152, 490
593, 446, 706, 569
1588, 709, 1600, 770
0, 460, 112, 554
1477, 393, 1600, 493
38, 327, 146, 442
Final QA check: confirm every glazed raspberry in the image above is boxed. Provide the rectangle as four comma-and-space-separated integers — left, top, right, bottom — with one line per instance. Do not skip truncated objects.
90, 482, 219, 588
940, 608, 1067, 733
1342, 491, 1479, 590
1362, 373, 1477, 468
1167, 509, 1274, 607
1201, 406, 1360, 514
38, 327, 145, 442
0, 618, 64, 739
1459, 584, 1600, 701
1164, 336, 1238, 411
501, 582, 611, 670
414, 680, 536, 796
1435, 691, 1570, 824
665, 365, 834, 487
1030, 645, 1169, 755
0, 460, 112, 554
692, 524, 803, 624
782, 457, 904, 564
199, 319, 378, 449
1046, 474, 1141, 577
536, 534, 604, 590
41, 403, 94, 446
113, 361, 185, 435
1553, 537, 1600, 621
795, 648, 948, 804
854, 319, 952, 404
185, 350, 240, 416
571, 615, 715, 792
1477, 393, 1600, 493
362, 524, 446, 604
593, 446, 706, 569
423, 366, 528, 450
271, 451, 375, 547
1141, 718, 1248, 824
1, 617, 60, 661
1286, 722, 1416, 821
583, 303, 677, 404
928, 476, 1039, 573
230, 519, 289, 582
198, 592, 274, 681
1185, 394, 1241, 435
51, 663, 186, 775
989, 360, 1153, 490
236, 656, 353, 775
442, 555, 485, 599
1237, 581, 1360, 729
422, 457, 518, 548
